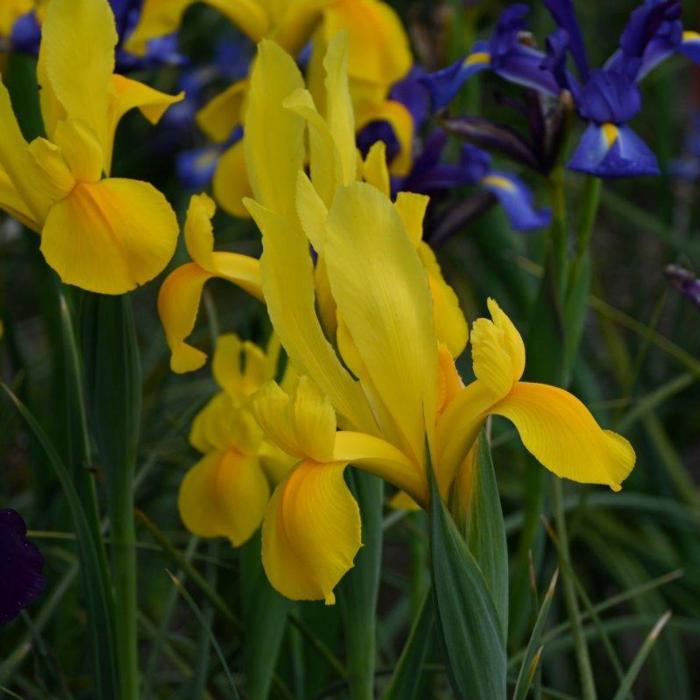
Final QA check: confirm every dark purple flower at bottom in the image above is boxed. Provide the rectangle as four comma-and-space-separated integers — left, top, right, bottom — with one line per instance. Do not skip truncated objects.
0, 509, 44, 624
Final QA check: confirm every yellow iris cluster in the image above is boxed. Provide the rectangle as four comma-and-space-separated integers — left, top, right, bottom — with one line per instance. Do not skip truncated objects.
163, 35, 636, 605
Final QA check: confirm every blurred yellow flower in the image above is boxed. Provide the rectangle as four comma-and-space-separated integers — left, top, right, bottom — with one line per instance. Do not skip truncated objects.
125, 0, 413, 216
0, 0, 183, 294
178, 333, 295, 546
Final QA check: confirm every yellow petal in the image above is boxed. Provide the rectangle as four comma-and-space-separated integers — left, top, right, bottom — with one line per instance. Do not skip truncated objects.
296, 170, 329, 252
252, 377, 337, 463
418, 242, 469, 359
333, 431, 425, 504
213, 334, 275, 399
0, 79, 53, 225
245, 39, 305, 218
394, 192, 429, 248
494, 382, 636, 491
196, 80, 248, 143
184, 193, 217, 270
362, 141, 390, 196
0, 166, 38, 230
26, 138, 76, 197
125, 0, 268, 56
36, 40, 66, 142
470, 298, 525, 401
158, 263, 212, 373
324, 182, 438, 464
269, 0, 330, 54
41, 178, 178, 294
283, 87, 341, 206
321, 0, 411, 87
106, 74, 184, 172
323, 32, 356, 186
42, 0, 117, 155
213, 140, 254, 219
179, 450, 270, 547
259, 440, 297, 485
52, 120, 104, 183
356, 99, 414, 176
262, 459, 360, 603
244, 198, 376, 433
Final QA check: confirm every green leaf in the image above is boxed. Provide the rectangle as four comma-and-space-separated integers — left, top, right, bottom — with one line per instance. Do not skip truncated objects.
240, 533, 292, 700
429, 463, 507, 700
80, 293, 142, 699
512, 569, 559, 700
611, 612, 672, 700
0, 385, 119, 699
563, 251, 591, 379
382, 590, 436, 700
337, 470, 384, 700
462, 430, 508, 637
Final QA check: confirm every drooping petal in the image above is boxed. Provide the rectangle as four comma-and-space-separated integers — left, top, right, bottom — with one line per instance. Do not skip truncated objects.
125, 0, 268, 56
178, 450, 270, 547
481, 172, 552, 231
41, 178, 178, 295
41, 0, 117, 156
568, 122, 659, 178
158, 264, 212, 373
493, 382, 635, 490
679, 31, 700, 63
213, 334, 274, 400
261, 459, 361, 603
420, 49, 491, 110
324, 182, 438, 464
333, 431, 425, 504
0, 167, 37, 229
196, 80, 248, 143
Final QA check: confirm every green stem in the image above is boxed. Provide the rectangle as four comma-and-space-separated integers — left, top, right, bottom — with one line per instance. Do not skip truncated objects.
553, 479, 597, 700
574, 177, 602, 262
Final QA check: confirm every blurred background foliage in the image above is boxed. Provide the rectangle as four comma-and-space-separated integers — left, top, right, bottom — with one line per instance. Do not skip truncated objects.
1, 0, 699, 698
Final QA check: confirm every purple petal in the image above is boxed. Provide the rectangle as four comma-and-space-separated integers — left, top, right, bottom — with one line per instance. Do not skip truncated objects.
0, 509, 45, 625
543, 0, 590, 79
480, 171, 551, 230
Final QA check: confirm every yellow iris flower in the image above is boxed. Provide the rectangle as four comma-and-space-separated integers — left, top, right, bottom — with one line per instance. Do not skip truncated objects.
124, 0, 413, 217
0, 0, 183, 294
158, 193, 263, 373
178, 333, 295, 546
234, 37, 636, 604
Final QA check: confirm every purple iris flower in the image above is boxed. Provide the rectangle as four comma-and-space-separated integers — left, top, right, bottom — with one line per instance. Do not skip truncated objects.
0, 509, 44, 625
6, 0, 186, 72
421, 5, 560, 110
423, 0, 700, 179
400, 131, 550, 232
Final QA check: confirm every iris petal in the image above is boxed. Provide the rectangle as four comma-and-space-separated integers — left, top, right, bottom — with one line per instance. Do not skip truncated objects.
481, 172, 551, 230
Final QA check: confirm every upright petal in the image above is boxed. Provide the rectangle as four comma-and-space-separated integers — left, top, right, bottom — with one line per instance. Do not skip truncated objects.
245, 40, 305, 218
179, 451, 270, 547
325, 182, 438, 464
41, 178, 178, 294
494, 382, 635, 490
244, 198, 376, 433
262, 460, 361, 603
41, 0, 117, 155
